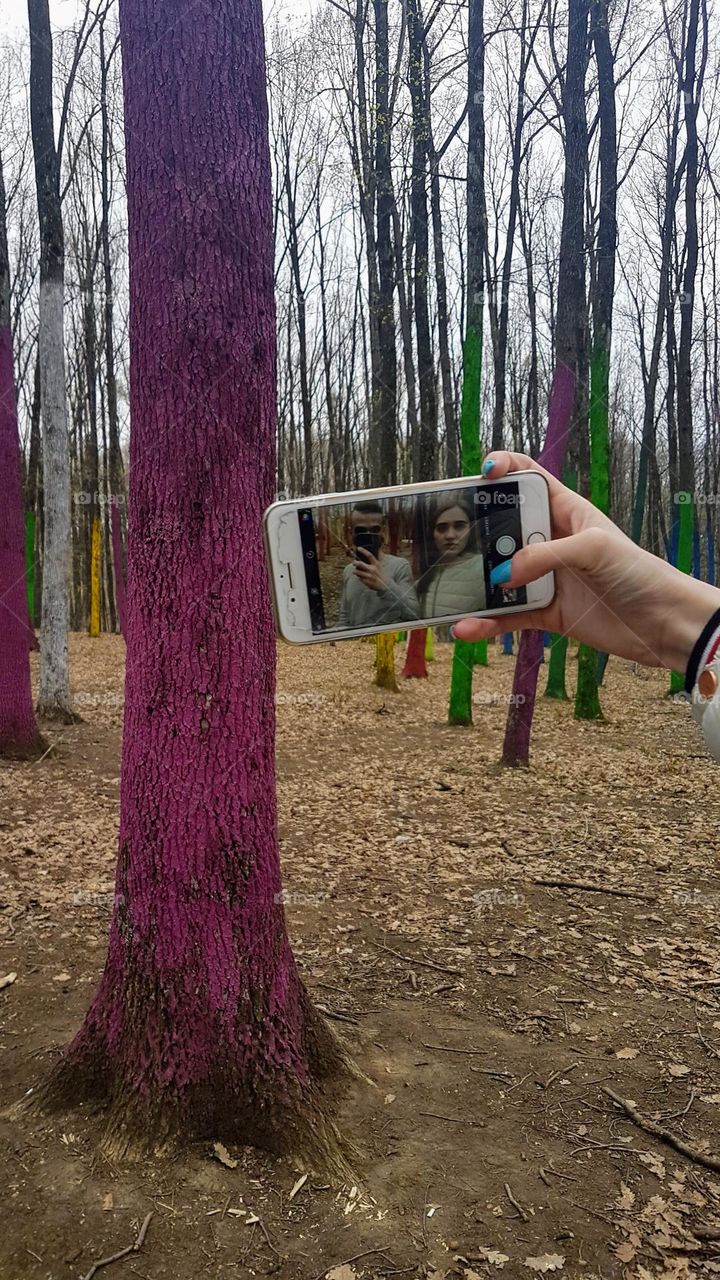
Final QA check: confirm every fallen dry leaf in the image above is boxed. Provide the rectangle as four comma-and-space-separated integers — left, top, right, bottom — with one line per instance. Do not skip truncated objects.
0, 972, 17, 990
523, 1255, 565, 1272
473, 1247, 510, 1267
212, 1142, 237, 1169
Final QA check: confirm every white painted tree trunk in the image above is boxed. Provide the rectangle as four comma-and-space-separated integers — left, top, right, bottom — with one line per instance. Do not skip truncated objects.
37, 277, 72, 719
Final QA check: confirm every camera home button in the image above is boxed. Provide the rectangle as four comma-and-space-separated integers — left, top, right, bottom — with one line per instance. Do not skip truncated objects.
496, 535, 516, 556
528, 531, 546, 545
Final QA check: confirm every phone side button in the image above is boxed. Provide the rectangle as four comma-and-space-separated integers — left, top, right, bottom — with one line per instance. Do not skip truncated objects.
527, 532, 547, 545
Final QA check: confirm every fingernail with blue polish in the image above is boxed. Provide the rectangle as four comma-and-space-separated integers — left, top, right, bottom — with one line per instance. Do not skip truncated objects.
490, 559, 513, 588
481, 458, 495, 475
449, 625, 458, 639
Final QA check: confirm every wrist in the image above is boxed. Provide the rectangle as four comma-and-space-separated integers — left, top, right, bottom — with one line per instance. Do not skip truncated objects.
660, 570, 720, 676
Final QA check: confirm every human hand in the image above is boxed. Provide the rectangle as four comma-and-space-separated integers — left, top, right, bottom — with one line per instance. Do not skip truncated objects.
453, 451, 720, 673
354, 548, 388, 593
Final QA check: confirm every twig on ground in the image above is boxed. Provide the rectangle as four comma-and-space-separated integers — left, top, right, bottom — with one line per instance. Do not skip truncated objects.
316, 1004, 359, 1025
601, 1086, 720, 1171
504, 1183, 529, 1221
312, 1248, 395, 1280
421, 1042, 490, 1056
541, 1062, 579, 1090
81, 1212, 153, 1280
533, 877, 654, 900
371, 938, 462, 976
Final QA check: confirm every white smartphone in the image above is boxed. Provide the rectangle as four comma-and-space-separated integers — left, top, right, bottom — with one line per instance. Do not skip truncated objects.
263, 472, 554, 644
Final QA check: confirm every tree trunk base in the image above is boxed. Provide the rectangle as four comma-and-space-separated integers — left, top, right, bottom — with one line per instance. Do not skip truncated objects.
11, 1005, 365, 1181
36, 701, 80, 725
0, 733, 49, 761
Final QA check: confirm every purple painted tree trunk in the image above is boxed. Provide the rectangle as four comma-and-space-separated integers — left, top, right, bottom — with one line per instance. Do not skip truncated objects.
501, 365, 575, 765
110, 501, 127, 640
31, 0, 349, 1163
0, 150, 44, 759
501, 0, 589, 768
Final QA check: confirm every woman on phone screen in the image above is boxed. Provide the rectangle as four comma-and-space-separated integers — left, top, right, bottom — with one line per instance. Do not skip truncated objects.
418, 494, 487, 620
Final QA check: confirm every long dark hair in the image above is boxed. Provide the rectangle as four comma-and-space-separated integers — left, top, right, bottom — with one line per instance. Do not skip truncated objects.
415, 492, 482, 601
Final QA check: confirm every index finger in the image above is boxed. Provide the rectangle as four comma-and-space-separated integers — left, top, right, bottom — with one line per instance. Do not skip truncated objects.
480, 450, 564, 499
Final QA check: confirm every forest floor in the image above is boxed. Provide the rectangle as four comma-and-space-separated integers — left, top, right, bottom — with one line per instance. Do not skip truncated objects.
2, 635, 720, 1280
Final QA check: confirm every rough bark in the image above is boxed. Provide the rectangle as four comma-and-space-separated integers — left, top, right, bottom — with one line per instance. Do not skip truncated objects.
402, 627, 428, 678
28, 0, 74, 721
0, 147, 45, 758
575, 0, 617, 721
448, 0, 486, 727
373, 0, 397, 486
24, 0, 354, 1167
502, 0, 588, 767
407, 0, 437, 482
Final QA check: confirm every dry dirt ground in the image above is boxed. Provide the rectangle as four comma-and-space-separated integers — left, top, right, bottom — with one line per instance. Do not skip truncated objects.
2, 634, 720, 1280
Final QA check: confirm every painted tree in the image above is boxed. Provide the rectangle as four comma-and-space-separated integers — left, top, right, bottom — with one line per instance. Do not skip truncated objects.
0, 146, 45, 759
667, 0, 707, 693
574, 0, 617, 720
110, 501, 127, 640
448, 0, 486, 727
25, 0, 350, 1164
502, 0, 589, 767
28, 0, 73, 720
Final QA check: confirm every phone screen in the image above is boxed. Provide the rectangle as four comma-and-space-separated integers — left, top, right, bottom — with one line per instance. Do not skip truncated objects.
297, 483, 528, 635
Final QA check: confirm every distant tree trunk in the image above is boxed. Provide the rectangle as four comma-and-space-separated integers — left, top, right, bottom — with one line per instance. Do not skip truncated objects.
83, 271, 101, 637
407, 0, 437, 481
0, 147, 45, 758
110, 500, 127, 640
100, 19, 124, 632
669, 0, 706, 692
375, 631, 399, 690
27, 0, 351, 1164
575, 0, 617, 721
28, 0, 73, 721
449, 0, 486, 727
631, 96, 682, 546
489, 0, 534, 453
502, 0, 588, 767
26, 350, 43, 628
373, 0, 397, 486
402, 627, 428, 678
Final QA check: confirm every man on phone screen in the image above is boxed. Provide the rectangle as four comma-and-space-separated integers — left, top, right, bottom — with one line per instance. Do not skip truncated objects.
336, 501, 420, 629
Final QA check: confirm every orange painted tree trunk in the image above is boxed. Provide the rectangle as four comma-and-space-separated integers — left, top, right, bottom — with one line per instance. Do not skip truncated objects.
26, 0, 350, 1165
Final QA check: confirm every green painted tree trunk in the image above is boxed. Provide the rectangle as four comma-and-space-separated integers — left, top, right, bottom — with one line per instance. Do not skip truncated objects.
449, 639, 476, 725
545, 635, 570, 700
670, 495, 694, 694
575, 351, 609, 720
448, 0, 485, 726
575, 1, 616, 720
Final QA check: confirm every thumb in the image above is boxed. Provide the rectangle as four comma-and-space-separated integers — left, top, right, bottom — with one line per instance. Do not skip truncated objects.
498, 528, 608, 590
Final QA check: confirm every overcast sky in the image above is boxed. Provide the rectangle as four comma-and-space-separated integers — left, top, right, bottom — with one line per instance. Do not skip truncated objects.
2, 0, 316, 34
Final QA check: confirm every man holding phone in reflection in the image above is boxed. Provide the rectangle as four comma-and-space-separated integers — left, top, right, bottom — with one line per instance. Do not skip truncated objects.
336, 501, 420, 629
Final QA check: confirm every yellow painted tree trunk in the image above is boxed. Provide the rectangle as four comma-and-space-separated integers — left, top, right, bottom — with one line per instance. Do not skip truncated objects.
89, 515, 101, 637
425, 629, 434, 661
374, 632, 398, 691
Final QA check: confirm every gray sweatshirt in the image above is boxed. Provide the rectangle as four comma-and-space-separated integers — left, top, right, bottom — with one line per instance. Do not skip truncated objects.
337, 554, 420, 629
